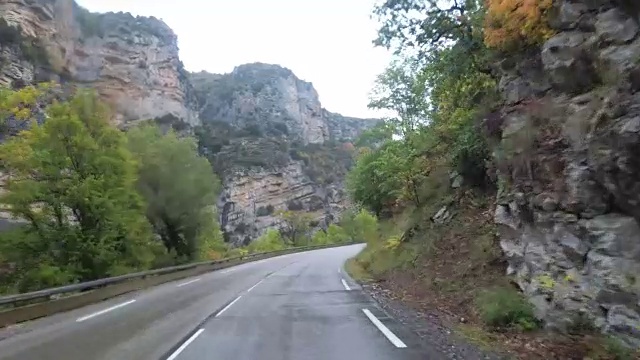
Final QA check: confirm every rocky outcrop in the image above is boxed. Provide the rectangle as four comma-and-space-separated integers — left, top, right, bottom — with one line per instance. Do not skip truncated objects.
193, 64, 377, 245
190, 63, 376, 144
0, 0, 199, 127
492, 0, 640, 346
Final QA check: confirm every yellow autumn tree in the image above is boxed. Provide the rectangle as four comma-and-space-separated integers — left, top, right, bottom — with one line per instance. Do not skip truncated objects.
484, 0, 555, 49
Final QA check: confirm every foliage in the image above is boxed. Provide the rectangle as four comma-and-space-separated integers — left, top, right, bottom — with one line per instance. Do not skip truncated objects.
311, 224, 350, 245
0, 89, 155, 290
246, 229, 287, 253
475, 287, 539, 331
484, 0, 555, 50
289, 142, 355, 185
126, 124, 224, 262
275, 210, 313, 246
340, 209, 379, 244
256, 204, 275, 217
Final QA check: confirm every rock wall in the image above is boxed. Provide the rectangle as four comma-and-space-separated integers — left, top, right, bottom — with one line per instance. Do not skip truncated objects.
190, 63, 376, 144
192, 63, 377, 245
0, 0, 199, 127
492, 0, 640, 346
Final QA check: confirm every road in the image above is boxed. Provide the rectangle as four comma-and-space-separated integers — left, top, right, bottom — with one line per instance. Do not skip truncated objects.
0, 244, 444, 360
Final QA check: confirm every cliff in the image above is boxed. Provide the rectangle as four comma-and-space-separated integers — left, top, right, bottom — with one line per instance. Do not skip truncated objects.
0, 0, 199, 128
0, 2, 377, 247
492, 0, 640, 347
192, 64, 378, 246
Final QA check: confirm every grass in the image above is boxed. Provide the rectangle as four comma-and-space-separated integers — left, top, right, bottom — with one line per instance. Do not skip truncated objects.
475, 287, 539, 331
455, 324, 503, 353
344, 257, 373, 283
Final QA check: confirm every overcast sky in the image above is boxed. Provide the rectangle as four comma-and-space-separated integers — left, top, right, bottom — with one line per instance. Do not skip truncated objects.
76, 0, 392, 118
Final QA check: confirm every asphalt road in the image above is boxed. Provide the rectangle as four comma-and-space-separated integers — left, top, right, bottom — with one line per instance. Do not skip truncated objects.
0, 244, 444, 360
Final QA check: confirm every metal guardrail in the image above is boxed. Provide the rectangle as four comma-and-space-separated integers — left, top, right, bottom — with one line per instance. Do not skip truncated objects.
0, 242, 356, 308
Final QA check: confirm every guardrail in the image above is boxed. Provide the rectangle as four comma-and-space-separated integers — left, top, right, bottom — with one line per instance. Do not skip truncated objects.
0, 242, 359, 327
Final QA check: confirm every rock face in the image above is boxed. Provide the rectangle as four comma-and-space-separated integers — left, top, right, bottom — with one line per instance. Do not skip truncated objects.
0, 0, 199, 127
0, 3, 378, 247
492, 0, 640, 346
191, 63, 377, 144
192, 64, 378, 245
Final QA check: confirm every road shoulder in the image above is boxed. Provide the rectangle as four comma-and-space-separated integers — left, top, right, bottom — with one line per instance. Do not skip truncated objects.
343, 265, 506, 360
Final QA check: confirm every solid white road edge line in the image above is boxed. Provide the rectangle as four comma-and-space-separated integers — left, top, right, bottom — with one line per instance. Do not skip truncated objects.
216, 296, 242, 317
75, 300, 136, 323
177, 278, 201, 287
341, 278, 351, 291
246, 279, 264, 293
362, 309, 407, 348
166, 328, 205, 360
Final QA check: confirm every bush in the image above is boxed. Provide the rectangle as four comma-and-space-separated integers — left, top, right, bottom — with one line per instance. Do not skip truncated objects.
287, 200, 304, 211
256, 205, 275, 217
245, 229, 287, 253
341, 209, 379, 244
476, 287, 539, 331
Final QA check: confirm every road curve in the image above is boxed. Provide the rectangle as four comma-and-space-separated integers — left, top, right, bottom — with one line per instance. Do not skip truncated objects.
0, 244, 444, 360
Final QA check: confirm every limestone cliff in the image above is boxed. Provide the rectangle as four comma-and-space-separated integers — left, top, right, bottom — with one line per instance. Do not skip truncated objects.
491, 0, 640, 346
190, 63, 377, 144
0, 0, 199, 127
0, 2, 378, 248
192, 64, 378, 246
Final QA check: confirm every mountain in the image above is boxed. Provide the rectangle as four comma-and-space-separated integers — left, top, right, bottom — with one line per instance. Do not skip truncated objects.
0, 0, 379, 244
191, 64, 378, 245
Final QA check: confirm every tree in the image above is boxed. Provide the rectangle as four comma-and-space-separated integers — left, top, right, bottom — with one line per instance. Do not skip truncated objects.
0, 88, 155, 288
126, 125, 225, 262
276, 210, 313, 246
340, 210, 379, 244
484, 0, 554, 50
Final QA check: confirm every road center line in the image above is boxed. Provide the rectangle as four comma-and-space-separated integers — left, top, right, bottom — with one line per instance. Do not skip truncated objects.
216, 296, 242, 317
177, 278, 201, 287
341, 278, 351, 291
246, 279, 264, 293
166, 328, 205, 360
362, 309, 407, 348
76, 300, 136, 323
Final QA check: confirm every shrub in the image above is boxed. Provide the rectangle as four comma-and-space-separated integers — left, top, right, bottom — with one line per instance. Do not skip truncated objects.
341, 209, 379, 244
476, 287, 539, 331
246, 229, 287, 253
256, 204, 275, 217
287, 200, 304, 211
326, 224, 350, 243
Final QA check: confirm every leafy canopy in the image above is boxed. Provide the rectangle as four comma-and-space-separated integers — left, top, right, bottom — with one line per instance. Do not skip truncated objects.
126, 124, 225, 262
0, 87, 155, 289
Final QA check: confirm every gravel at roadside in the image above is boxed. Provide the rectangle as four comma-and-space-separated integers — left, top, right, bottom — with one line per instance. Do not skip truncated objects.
361, 282, 509, 360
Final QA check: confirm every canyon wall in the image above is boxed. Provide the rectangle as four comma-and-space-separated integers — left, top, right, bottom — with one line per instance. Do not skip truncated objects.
492, 0, 640, 346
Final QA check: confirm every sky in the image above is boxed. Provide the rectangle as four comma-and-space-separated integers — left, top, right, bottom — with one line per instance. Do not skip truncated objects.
76, 0, 393, 119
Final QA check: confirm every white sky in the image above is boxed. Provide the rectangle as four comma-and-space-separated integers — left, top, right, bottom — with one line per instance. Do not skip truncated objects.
76, 0, 392, 119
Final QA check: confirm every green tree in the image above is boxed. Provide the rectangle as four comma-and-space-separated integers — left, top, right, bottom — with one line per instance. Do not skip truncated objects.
0, 88, 155, 289
126, 125, 225, 262
341, 210, 379, 244
276, 210, 313, 246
